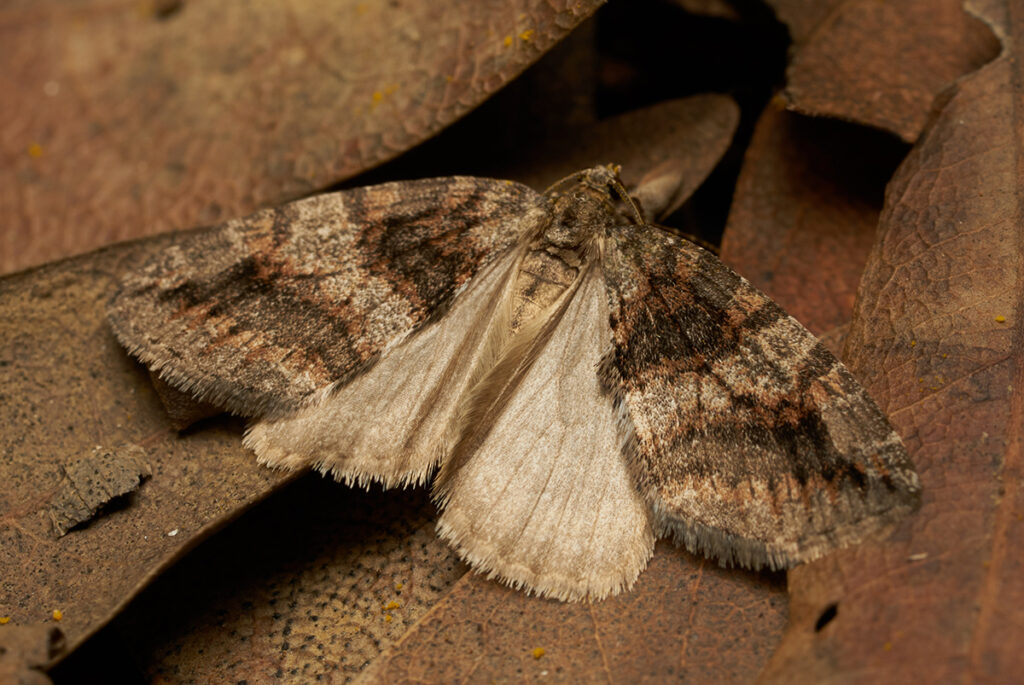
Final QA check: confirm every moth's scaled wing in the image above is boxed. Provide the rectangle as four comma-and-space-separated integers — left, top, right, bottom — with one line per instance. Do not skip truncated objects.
601, 223, 921, 570
246, 249, 524, 488
106, 177, 546, 418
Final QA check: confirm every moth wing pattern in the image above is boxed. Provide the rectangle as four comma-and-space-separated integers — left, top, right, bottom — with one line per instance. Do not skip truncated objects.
434, 266, 655, 601
602, 222, 921, 570
108, 164, 922, 601
106, 177, 547, 416
244, 250, 522, 488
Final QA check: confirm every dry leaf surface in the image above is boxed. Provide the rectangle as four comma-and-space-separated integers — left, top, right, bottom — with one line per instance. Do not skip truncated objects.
0, 238, 299, 656
720, 102, 905, 343
113, 485, 466, 683
360, 544, 785, 683
0, 0, 602, 274
769, 0, 999, 141
0, 625, 65, 685
763, 1, 1024, 679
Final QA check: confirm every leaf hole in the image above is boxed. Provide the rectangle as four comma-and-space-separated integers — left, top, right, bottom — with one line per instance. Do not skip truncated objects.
814, 603, 838, 632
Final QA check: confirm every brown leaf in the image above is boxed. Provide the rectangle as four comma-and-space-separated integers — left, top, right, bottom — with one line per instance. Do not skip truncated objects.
359, 544, 785, 683
0, 240, 300, 653
47, 444, 151, 537
769, 0, 999, 141
762, 1, 1024, 680
720, 101, 906, 344
0, 0, 603, 274
100, 485, 466, 683
0, 625, 65, 685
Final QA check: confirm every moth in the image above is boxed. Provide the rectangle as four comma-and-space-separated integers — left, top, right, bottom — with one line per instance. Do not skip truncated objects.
107, 166, 920, 601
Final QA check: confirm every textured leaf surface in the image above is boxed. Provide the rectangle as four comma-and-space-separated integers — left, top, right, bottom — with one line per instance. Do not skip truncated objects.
359, 544, 785, 684
763, 1, 1024, 679
0, 0, 603, 274
720, 101, 905, 342
0, 238, 299, 654
768, 0, 999, 141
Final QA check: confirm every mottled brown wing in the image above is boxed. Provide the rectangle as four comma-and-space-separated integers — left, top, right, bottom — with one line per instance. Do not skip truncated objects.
107, 177, 547, 416
601, 224, 920, 570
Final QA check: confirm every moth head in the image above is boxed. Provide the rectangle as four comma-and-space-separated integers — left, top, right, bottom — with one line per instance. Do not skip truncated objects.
542, 166, 645, 247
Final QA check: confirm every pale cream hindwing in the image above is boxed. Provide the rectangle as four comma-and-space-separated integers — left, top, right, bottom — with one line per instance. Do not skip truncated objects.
244, 251, 521, 488
435, 267, 655, 601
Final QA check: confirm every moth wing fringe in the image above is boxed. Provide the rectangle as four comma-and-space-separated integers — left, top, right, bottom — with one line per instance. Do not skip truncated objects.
434, 515, 652, 602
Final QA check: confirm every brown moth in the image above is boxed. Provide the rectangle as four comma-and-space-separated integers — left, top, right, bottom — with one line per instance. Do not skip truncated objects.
106, 166, 920, 601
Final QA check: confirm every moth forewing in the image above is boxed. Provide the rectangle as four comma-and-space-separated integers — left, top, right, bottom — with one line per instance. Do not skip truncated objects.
245, 248, 524, 488
601, 223, 921, 571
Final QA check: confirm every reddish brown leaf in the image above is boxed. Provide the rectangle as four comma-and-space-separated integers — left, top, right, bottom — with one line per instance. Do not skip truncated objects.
359, 543, 786, 683
0, 624, 65, 685
762, 1, 1024, 680
720, 101, 905, 343
0, 0, 603, 274
769, 0, 999, 141
0, 240, 300, 655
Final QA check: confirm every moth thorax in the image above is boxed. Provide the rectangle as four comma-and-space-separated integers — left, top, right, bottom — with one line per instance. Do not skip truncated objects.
543, 188, 615, 248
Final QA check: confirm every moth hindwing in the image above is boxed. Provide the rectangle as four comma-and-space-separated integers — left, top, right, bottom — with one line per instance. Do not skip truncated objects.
107, 166, 921, 601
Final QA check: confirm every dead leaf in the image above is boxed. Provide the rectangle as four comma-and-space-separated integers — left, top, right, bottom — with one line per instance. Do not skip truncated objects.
0, 625, 65, 685
769, 0, 1000, 141
47, 444, 151, 537
762, 1, 1024, 680
359, 544, 785, 683
99, 484, 466, 683
0, 0, 603, 274
719, 100, 906, 344
0, 239, 301, 653
147, 373, 221, 430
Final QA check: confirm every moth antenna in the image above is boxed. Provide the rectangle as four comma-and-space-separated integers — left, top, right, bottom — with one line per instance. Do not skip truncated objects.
599, 166, 646, 226
542, 168, 592, 197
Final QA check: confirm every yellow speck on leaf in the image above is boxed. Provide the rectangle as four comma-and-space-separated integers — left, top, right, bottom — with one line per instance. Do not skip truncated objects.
942, 353, 948, 358
503, 35, 513, 47
0, 616, 10, 624
910, 340, 916, 347
28, 143, 43, 158
395, 582, 404, 591
532, 647, 546, 659
384, 601, 401, 611
52, 609, 63, 621
372, 91, 384, 104
883, 641, 892, 651
996, 315, 1007, 323
520, 29, 535, 42
384, 614, 393, 623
